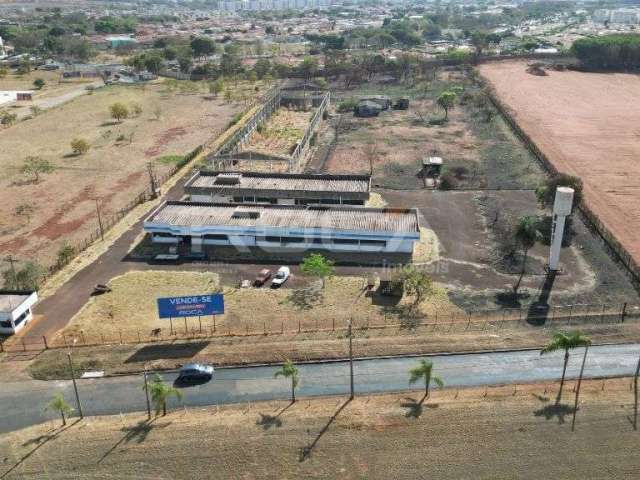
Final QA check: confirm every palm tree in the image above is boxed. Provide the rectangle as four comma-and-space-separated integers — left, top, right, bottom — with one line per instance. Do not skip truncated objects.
144, 374, 183, 416
541, 331, 592, 404
275, 359, 299, 403
409, 359, 444, 402
513, 215, 540, 293
46, 393, 73, 426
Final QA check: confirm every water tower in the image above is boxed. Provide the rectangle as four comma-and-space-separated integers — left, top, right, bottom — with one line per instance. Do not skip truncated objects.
548, 187, 574, 271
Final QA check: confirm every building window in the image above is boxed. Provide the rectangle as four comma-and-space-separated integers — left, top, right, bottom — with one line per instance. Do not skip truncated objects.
333, 239, 359, 245
204, 234, 228, 241
283, 237, 304, 243
13, 309, 29, 327
360, 240, 386, 247
0, 319, 12, 329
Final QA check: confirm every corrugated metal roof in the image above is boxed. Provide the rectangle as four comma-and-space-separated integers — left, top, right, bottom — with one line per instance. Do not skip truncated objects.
147, 202, 419, 234
185, 171, 370, 194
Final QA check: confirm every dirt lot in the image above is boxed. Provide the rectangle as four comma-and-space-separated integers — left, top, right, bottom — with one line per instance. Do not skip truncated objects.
323, 69, 545, 190
58, 270, 458, 342
480, 61, 640, 269
2, 378, 639, 479
0, 81, 242, 268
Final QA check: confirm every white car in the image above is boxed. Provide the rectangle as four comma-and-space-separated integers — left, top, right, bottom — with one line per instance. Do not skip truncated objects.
271, 266, 290, 287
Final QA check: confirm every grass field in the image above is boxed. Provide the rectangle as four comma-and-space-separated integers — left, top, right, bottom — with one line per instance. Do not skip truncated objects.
1, 378, 638, 479
0, 80, 245, 269
59, 270, 458, 341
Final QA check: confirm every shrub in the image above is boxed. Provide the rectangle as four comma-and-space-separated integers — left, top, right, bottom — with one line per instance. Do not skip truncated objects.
130, 102, 143, 117
337, 98, 358, 113
33, 78, 45, 90
109, 102, 129, 122
438, 173, 457, 190
56, 243, 75, 268
70, 138, 90, 155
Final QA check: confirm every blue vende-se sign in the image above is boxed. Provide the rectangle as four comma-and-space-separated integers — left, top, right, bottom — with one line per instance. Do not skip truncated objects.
157, 294, 224, 319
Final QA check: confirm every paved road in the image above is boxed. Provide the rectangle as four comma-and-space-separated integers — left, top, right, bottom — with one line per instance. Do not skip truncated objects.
1, 344, 638, 434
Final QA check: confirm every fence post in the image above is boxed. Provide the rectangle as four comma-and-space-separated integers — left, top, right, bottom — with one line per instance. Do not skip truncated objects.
43, 336, 48, 350
622, 302, 628, 323
298, 318, 301, 333
199, 317, 202, 334
263, 321, 266, 335
601, 304, 606, 322
22, 338, 26, 352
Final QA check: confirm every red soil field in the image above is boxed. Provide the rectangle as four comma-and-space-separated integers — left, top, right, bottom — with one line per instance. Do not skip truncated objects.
480, 61, 640, 265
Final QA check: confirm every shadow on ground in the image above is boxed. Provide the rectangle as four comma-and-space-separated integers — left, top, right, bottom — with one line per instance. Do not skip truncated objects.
125, 342, 209, 364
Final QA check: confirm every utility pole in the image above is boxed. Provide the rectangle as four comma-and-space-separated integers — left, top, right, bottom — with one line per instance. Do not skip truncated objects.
571, 345, 589, 432
143, 368, 151, 420
67, 353, 83, 419
147, 162, 157, 199
348, 318, 354, 400
634, 355, 640, 431
95, 199, 104, 241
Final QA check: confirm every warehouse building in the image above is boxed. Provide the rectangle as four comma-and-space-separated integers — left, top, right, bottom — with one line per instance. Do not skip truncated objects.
184, 171, 371, 206
144, 201, 419, 255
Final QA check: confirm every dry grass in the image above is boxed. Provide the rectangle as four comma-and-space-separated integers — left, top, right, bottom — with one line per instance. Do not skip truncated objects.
61, 270, 460, 340
0, 80, 244, 267
1, 378, 639, 479
245, 107, 310, 156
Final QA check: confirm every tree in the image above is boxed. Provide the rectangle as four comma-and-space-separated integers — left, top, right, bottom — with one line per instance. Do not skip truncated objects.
437, 90, 457, 121
253, 58, 271, 79
541, 331, 591, 404
300, 253, 335, 288
109, 102, 129, 123
57, 242, 75, 267
190, 36, 216, 58
46, 393, 73, 426
513, 215, 540, 293
409, 359, 444, 400
209, 78, 224, 97
399, 266, 433, 311
1, 110, 17, 125
144, 374, 183, 416
70, 138, 90, 155
535, 173, 583, 210
274, 359, 299, 403
21, 156, 54, 183
470, 31, 488, 62
299, 56, 319, 81
2, 261, 46, 291
33, 78, 45, 90
130, 102, 143, 117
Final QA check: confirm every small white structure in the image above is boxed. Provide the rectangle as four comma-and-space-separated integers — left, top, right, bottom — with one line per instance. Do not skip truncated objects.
0, 91, 34, 107
549, 187, 574, 271
0, 290, 38, 335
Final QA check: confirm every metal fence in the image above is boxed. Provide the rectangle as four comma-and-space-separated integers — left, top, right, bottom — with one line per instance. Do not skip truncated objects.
2, 302, 637, 354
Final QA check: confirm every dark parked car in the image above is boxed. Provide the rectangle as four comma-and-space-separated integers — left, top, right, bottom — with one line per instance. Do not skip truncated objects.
177, 363, 214, 382
254, 268, 272, 287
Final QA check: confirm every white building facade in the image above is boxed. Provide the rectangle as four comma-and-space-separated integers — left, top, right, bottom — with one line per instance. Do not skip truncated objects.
0, 290, 38, 335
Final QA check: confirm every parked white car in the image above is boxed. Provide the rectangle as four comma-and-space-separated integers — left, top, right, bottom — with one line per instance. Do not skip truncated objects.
271, 266, 290, 287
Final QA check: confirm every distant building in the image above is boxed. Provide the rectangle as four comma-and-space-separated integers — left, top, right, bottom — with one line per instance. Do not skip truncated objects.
610, 9, 639, 25
593, 9, 610, 23
144, 201, 420, 255
185, 171, 371, 206
106, 36, 138, 49
0, 290, 38, 335
0, 90, 33, 107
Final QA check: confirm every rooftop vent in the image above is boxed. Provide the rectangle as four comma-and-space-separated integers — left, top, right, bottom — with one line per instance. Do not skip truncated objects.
214, 173, 242, 185
232, 210, 260, 219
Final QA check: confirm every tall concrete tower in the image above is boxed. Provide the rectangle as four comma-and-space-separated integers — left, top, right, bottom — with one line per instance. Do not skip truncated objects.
549, 186, 574, 271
